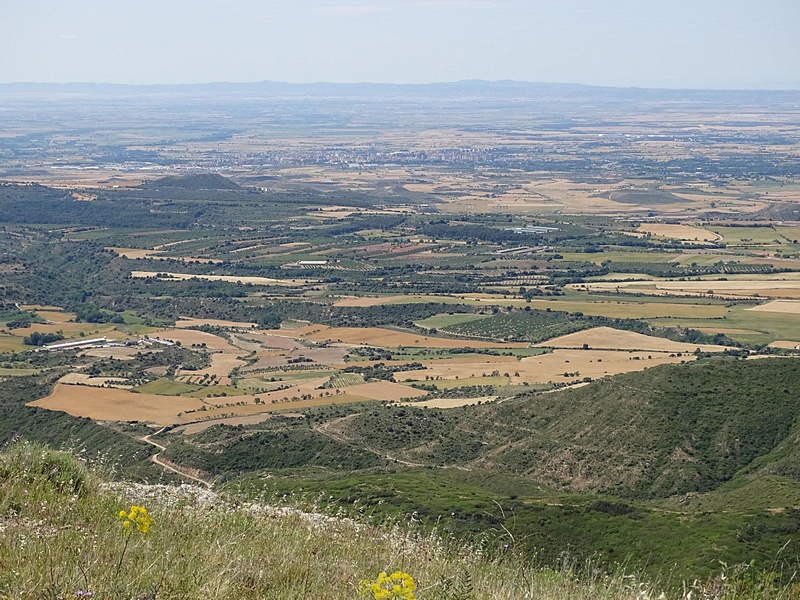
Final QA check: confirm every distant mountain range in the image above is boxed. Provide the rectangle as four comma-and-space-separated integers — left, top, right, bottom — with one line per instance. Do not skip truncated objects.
1, 79, 798, 102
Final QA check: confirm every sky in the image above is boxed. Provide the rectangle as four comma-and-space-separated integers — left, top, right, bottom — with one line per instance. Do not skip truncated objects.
2, 0, 799, 89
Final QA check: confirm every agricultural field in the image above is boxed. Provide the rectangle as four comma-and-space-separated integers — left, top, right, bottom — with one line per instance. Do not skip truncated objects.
398, 348, 695, 387
637, 223, 721, 243
578, 278, 800, 299
30, 383, 207, 425
4, 84, 800, 588
533, 327, 727, 352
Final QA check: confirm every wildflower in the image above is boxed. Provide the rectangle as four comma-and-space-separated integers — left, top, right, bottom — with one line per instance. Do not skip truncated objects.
118, 505, 154, 535
359, 571, 417, 600
115, 505, 154, 575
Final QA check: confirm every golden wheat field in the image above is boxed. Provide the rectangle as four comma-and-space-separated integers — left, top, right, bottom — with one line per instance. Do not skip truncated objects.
400, 397, 495, 409
29, 384, 206, 425
637, 223, 721, 242
534, 327, 728, 352
398, 348, 693, 386
153, 329, 239, 351
176, 353, 246, 386
274, 325, 528, 348
748, 300, 800, 314
58, 373, 132, 388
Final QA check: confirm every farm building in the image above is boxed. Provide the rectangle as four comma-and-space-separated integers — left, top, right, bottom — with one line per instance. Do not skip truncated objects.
44, 337, 108, 351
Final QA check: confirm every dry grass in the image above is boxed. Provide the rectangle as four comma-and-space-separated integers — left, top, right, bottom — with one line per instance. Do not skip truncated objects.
175, 317, 258, 329
534, 327, 727, 352
748, 300, 800, 314
401, 397, 495, 408
174, 413, 301, 435
80, 347, 145, 360
107, 247, 222, 264
294, 325, 528, 349
28, 384, 205, 425
33, 309, 77, 323
153, 329, 238, 351
236, 332, 306, 350
2, 442, 720, 600
344, 381, 427, 402
334, 295, 427, 307
398, 348, 692, 386
23, 322, 122, 340
768, 341, 800, 350
578, 279, 800, 299
0, 335, 27, 353
176, 353, 246, 386
637, 223, 721, 242
130, 271, 317, 286
58, 373, 132, 388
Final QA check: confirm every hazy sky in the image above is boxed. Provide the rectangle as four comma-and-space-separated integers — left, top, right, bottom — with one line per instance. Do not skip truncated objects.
3, 0, 799, 89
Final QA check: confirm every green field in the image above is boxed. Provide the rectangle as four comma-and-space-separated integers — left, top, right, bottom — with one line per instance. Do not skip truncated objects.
560, 251, 681, 264
185, 385, 248, 399
709, 226, 786, 246
0, 367, 40, 376
414, 313, 488, 329
649, 306, 800, 345
0, 337, 27, 353
408, 375, 510, 389
134, 378, 203, 396
325, 373, 366, 388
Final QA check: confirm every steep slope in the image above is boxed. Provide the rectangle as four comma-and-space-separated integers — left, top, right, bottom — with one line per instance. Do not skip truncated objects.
327, 357, 800, 498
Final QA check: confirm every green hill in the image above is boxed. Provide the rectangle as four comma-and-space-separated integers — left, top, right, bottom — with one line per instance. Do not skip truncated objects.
306, 357, 800, 499
157, 357, 800, 581
2, 442, 797, 599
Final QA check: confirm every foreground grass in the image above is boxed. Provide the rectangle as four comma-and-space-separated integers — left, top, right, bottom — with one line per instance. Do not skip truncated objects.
1, 443, 799, 599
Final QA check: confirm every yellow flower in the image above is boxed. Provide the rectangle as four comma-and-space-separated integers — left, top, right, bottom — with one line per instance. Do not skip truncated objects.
359, 571, 416, 600
117, 505, 154, 535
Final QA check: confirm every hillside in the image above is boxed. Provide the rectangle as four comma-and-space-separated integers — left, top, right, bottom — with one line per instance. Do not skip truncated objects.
3, 442, 799, 599
163, 358, 800, 499
152, 357, 800, 581
472, 357, 800, 498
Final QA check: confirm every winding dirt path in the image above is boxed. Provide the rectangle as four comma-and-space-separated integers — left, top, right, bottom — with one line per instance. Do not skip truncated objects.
313, 414, 472, 470
141, 428, 214, 488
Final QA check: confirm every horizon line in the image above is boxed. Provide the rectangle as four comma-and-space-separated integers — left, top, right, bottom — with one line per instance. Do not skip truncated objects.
1, 79, 799, 93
